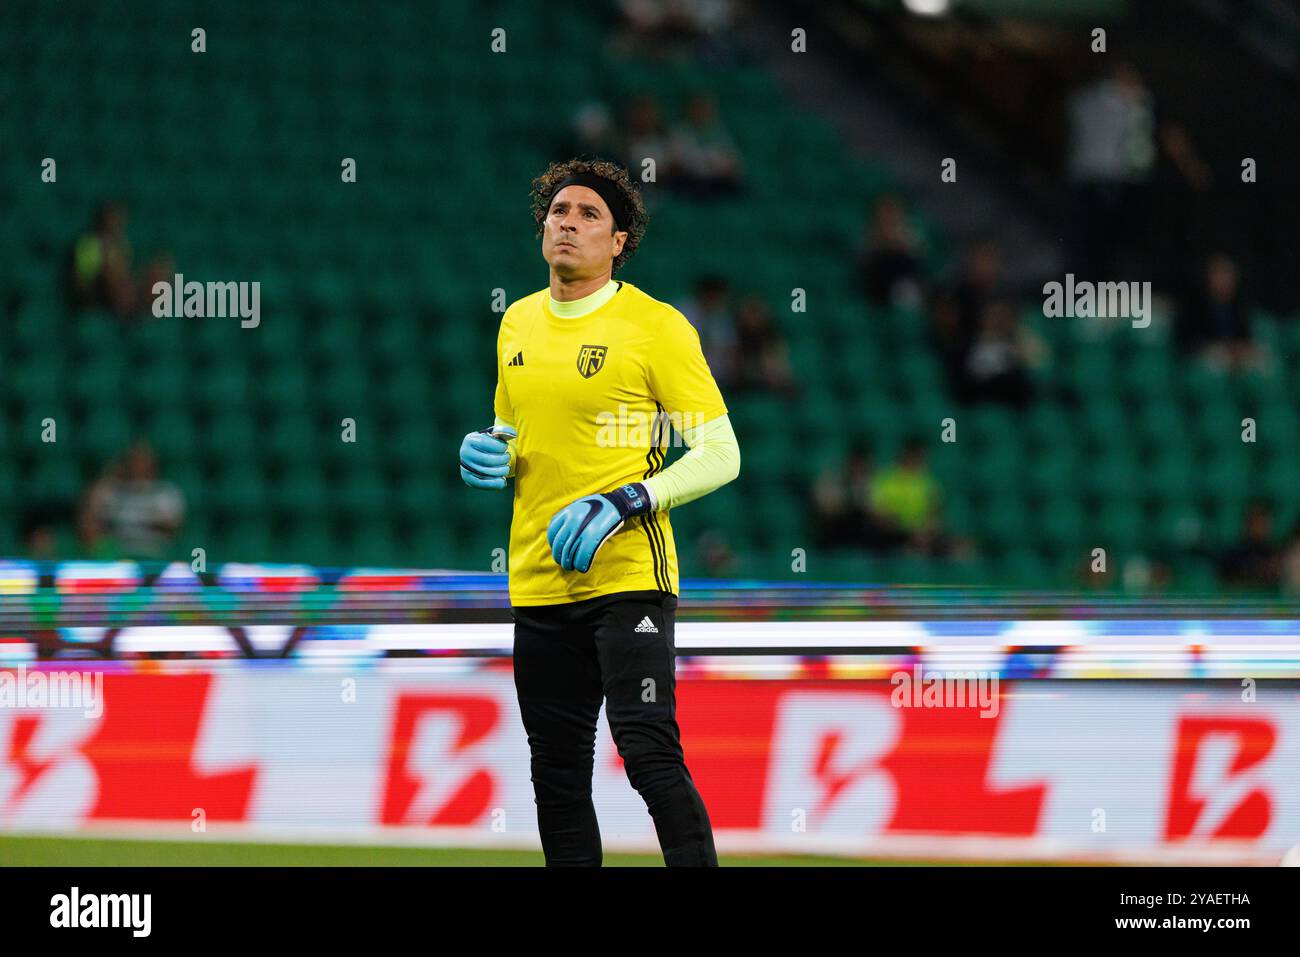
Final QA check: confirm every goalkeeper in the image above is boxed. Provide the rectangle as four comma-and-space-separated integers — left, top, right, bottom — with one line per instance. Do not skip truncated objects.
459, 158, 740, 867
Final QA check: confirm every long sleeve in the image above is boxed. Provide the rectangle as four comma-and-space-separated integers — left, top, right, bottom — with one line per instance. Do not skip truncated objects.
493, 319, 519, 478
643, 414, 740, 510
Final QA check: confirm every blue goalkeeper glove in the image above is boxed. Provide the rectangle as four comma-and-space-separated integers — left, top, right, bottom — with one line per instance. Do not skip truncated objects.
547, 482, 653, 572
460, 426, 516, 489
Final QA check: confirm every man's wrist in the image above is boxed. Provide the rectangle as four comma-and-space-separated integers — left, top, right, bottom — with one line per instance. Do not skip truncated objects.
604, 482, 653, 518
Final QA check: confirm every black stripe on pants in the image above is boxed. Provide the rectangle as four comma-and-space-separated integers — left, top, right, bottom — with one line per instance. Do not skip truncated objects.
511, 589, 718, 867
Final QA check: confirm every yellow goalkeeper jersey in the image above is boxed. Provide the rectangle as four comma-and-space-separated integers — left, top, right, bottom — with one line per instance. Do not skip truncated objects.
494, 280, 728, 606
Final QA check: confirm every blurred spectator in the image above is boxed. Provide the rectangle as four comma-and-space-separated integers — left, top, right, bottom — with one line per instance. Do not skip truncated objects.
1218, 501, 1281, 589
622, 95, 672, 183
1064, 62, 1209, 280
616, 93, 744, 199
932, 240, 1003, 389
79, 459, 123, 558
80, 441, 186, 560
1177, 253, 1262, 373
616, 0, 737, 64
1280, 522, 1300, 596
959, 300, 1046, 408
696, 528, 737, 576
1075, 553, 1117, 591
1120, 555, 1175, 593
567, 100, 620, 160
858, 194, 923, 309
811, 443, 904, 552
139, 250, 176, 314
21, 504, 65, 561
678, 274, 738, 385
666, 93, 744, 198
67, 202, 136, 315
1074, 546, 1175, 594
66, 201, 173, 319
869, 439, 945, 556
732, 296, 798, 397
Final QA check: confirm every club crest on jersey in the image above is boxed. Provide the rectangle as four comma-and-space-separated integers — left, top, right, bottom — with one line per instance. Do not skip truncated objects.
577, 344, 608, 378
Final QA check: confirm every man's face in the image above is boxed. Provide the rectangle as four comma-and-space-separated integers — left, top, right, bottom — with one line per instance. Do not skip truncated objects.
542, 185, 626, 281
1208, 256, 1238, 300
969, 245, 1000, 287
102, 205, 126, 236
124, 444, 157, 482
1247, 508, 1272, 541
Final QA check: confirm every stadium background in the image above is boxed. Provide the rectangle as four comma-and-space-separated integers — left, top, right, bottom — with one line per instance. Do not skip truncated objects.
3, 0, 1300, 865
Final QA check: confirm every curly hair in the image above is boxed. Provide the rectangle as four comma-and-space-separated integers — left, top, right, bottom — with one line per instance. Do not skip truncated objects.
530, 158, 648, 274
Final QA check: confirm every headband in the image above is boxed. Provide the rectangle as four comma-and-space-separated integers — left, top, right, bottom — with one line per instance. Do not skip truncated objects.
549, 172, 631, 232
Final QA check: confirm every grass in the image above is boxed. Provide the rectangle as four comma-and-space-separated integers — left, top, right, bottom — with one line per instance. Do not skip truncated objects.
0, 835, 972, 867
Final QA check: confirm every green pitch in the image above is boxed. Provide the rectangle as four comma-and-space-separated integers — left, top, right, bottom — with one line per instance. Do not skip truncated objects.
0, 835, 999, 867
